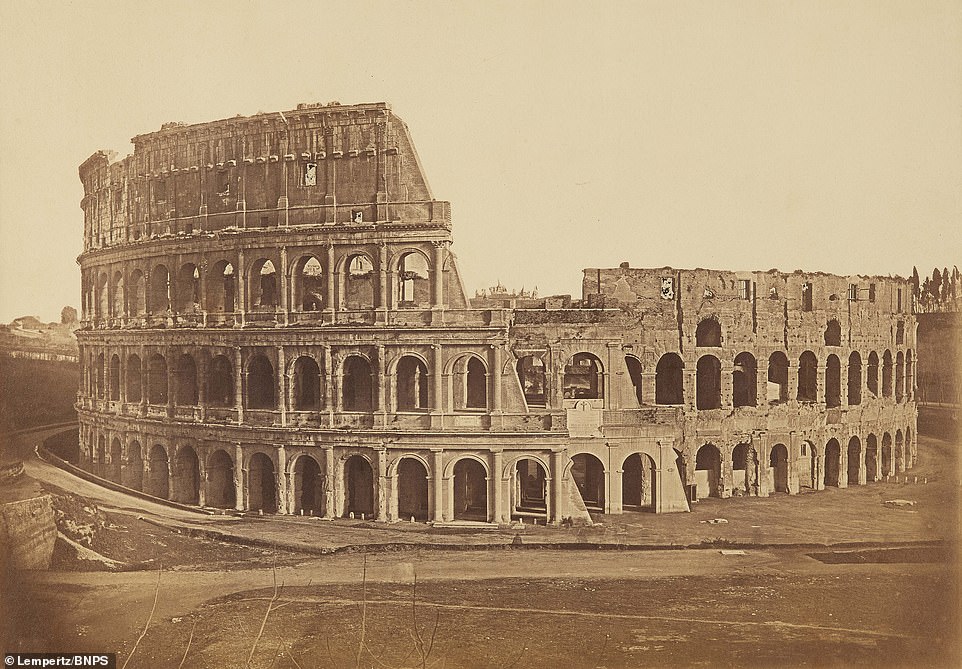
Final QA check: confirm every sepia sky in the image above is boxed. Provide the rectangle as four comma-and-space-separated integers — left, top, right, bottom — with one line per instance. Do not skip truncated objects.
1, 0, 960, 322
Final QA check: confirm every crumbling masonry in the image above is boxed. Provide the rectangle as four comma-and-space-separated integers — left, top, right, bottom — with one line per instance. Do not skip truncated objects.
76, 102, 917, 522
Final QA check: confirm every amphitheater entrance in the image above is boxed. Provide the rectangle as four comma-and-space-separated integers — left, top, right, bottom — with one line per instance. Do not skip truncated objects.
622, 453, 655, 511
453, 458, 488, 521
293, 455, 324, 516
172, 445, 200, 504
824, 439, 841, 487
865, 435, 879, 483
847, 436, 862, 485
344, 455, 375, 518
397, 458, 429, 521
570, 454, 605, 512
799, 442, 818, 491
694, 444, 722, 499
512, 458, 547, 520
146, 445, 169, 499
248, 452, 277, 513
770, 444, 789, 493
206, 450, 236, 509
124, 442, 143, 491
881, 434, 893, 477
731, 443, 758, 495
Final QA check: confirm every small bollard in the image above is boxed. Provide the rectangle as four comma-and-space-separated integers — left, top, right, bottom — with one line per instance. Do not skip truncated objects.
300, 509, 304, 516
361, 512, 365, 520
349, 511, 355, 519
258, 509, 263, 516
410, 516, 415, 523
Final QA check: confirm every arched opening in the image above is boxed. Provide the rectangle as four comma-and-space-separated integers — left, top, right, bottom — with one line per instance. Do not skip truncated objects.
624, 356, 645, 405
146, 444, 169, 499
799, 442, 818, 491
905, 351, 914, 401
906, 427, 913, 468
248, 452, 277, 513
395, 355, 429, 411
695, 318, 722, 347
176, 354, 198, 406
895, 430, 904, 473
95, 353, 105, 399
206, 260, 236, 313
125, 441, 143, 491
570, 453, 605, 511
109, 438, 122, 482
825, 354, 841, 408
292, 356, 322, 411
175, 263, 201, 313
108, 354, 121, 401
516, 355, 547, 407
622, 453, 656, 510
797, 351, 818, 402
895, 351, 904, 402
95, 436, 106, 477
867, 351, 880, 397
824, 319, 842, 346
129, 270, 146, 316
694, 444, 722, 499
397, 251, 430, 305
342, 355, 373, 412
655, 353, 684, 405
824, 439, 841, 487
209, 355, 234, 407
293, 256, 324, 312
344, 455, 374, 518
453, 355, 487, 409
344, 254, 375, 309
513, 458, 547, 518
881, 433, 893, 477
882, 350, 893, 398
149, 264, 171, 314
453, 459, 488, 521
126, 355, 142, 403
731, 443, 758, 495
767, 351, 788, 403
250, 259, 278, 310
206, 449, 235, 509
847, 436, 862, 485
147, 353, 168, 405
246, 354, 276, 410
172, 445, 200, 504
293, 455, 323, 516
696, 355, 721, 410
770, 444, 789, 493
732, 352, 757, 408
111, 271, 124, 317
397, 458, 429, 521
563, 352, 604, 400
96, 273, 108, 318
848, 352, 862, 405
865, 435, 879, 483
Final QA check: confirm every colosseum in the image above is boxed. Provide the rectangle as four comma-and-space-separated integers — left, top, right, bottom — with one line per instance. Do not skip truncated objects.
76, 102, 918, 524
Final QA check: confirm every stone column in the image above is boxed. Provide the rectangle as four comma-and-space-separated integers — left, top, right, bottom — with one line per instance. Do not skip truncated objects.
323, 345, 335, 423
277, 346, 287, 426
817, 363, 826, 405
233, 443, 245, 511
551, 449, 564, 524
234, 347, 244, 424
276, 445, 288, 514
377, 447, 388, 521
787, 361, 799, 402
140, 350, 148, 417
432, 241, 445, 309
325, 243, 336, 318
377, 242, 388, 320
431, 449, 444, 522
755, 437, 769, 497
376, 345, 387, 424
641, 372, 656, 407
857, 440, 867, 485
197, 451, 207, 507
323, 445, 335, 519
237, 249, 246, 327
720, 363, 735, 409
490, 344, 503, 413
279, 246, 289, 325
198, 354, 207, 422
166, 346, 175, 418
490, 449, 503, 523
787, 432, 800, 495
431, 344, 443, 428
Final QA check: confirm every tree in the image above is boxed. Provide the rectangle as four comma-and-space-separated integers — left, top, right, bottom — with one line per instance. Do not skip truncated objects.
60, 306, 78, 325
942, 267, 951, 301
911, 266, 920, 298
932, 268, 942, 299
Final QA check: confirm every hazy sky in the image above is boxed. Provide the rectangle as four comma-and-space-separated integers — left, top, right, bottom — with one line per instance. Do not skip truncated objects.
1, 1, 960, 322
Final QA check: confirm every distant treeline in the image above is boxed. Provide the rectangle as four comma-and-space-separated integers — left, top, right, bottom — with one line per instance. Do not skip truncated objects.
0, 354, 79, 433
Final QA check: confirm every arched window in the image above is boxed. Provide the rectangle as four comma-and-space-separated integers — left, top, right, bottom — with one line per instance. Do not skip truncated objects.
655, 353, 684, 405
247, 354, 276, 409
207, 260, 235, 313
209, 355, 233, 407
176, 354, 198, 405
696, 355, 721, 409
563, 353, 604, 400
847, 351, 862, 405
516, 355, 547, 407
465, 357, 487, 409
905, 350, 914, 401
695, 444, 722, 498
867, 351, 880, 397
882, 350, 893, 398
293, 256, 324, 312
895, 351, 904, 402
149, 264, 171, 314
108, 354, 121, 401
96, 273, 109, 318
292, 356, 321, 411
129, 270, 146, 317
126, 354, 142, 403
344, 254, 375, 309
397, 251, 430, 305
342, 355, 373, 412
767, 351, 789, 403
395, 355, 428, 411
110, 271, 124, 317
732, 352, 756, 408
250, 259, 277, 309
797, 351, 818, 402
824, 319, 841, 347
95, 353, 105, 398
624, 356, 644, 405
176, 263, 201, 313
825, 354, 841, 408
147, 353, 168, 404
695, 318, 722, 347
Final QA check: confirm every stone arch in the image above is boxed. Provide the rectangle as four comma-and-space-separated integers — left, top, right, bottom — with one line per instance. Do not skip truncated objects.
291, 254, 324, 312
895, 351, 905, 402
95, 435, 106, 476
452, 457, 489, 521
129, 269, 147, 316
395, 354, 429, 411
770, 444, 789, 493
396, 456, 429, 521
624, 355, 645, 405
450, 353, 487, 410
96, 272, 108, 317
246, 353, 276, 410
397, 249, 431, 305
124, 440, 143, 491
206, 260, 236, 313
291, 355, 322, 411
175, 263, 201, 313
109, 437, 122, 482
248, 451, 277, 513
825, 354, 841, 408
563, 352, 604, 400
622, 452, 656, 510
768, 351, 790, 403
126, 354, 142, 403
905, 426, 913, 468
176, 353, 198, 406
732, 352, 757, 408
342, 354, 374, 412
341, 252, 375, 309
110, 270, 124, 317
867, 351, 880, 397
655, 353, 684, 405
865, 434, 879, 483
824, 438, 841, 487
149, 264, 171, 314
695, 317, 722, 347
108, 354, 121, 401
249, 258, 278, 310
895, 430, 905, 473
797, 351, 818, 402
731, 443, 759, 495
172, 444, 200, 504
516, 354, 547, 407
696, 355, 721, 410
209, 354, 234, 407
206, 449, 236, 509
848, 351, 862, 405
94, 353, 105, 399
511, 457, 548, 519
343, 454, 375, 518
147, 353, 168, 405
695, 444, 722, 499
292, 453, 324, 516
905, 350, 914, 401
146, 444, 170, 499
882, 350, 893, 398
570, 453, 606, 511
881, 433, 893, 477
847, 436, 862, 485
800, 441, 819, 491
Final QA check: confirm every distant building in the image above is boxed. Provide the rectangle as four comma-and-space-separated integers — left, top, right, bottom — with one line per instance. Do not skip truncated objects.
75, 103, 916, 523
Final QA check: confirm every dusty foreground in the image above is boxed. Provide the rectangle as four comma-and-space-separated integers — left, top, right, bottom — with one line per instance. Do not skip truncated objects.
2, 430, 960, 668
